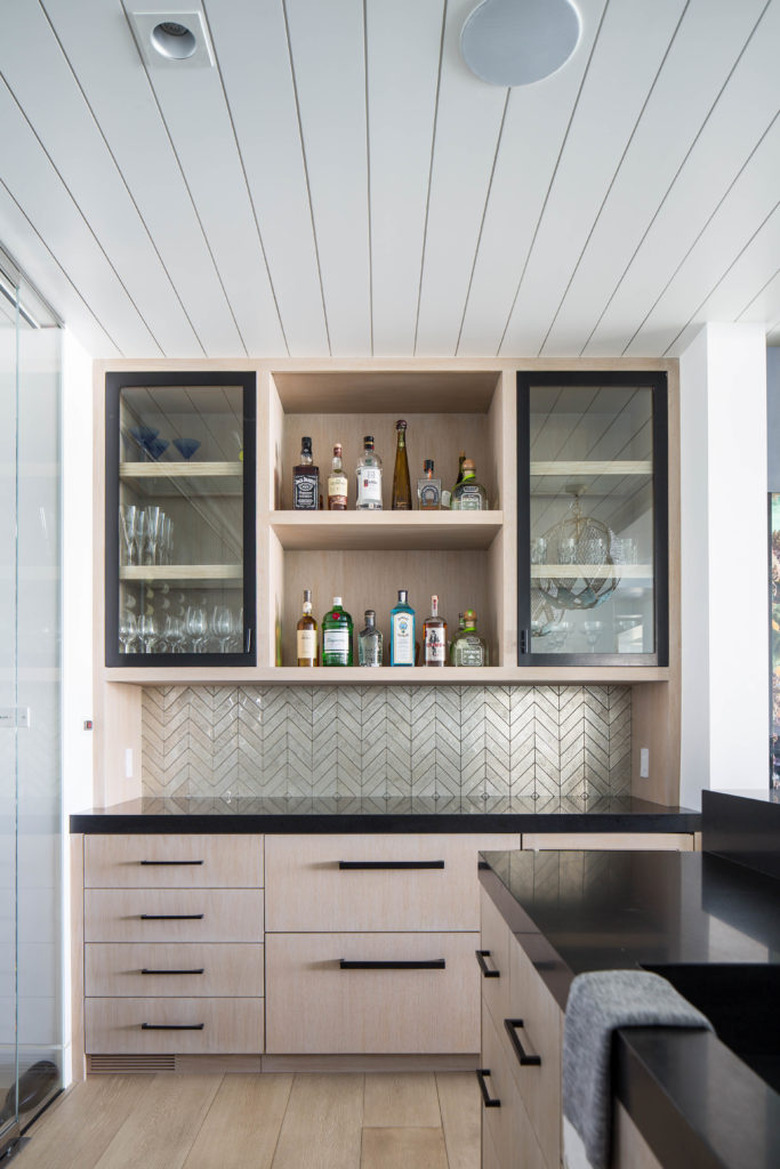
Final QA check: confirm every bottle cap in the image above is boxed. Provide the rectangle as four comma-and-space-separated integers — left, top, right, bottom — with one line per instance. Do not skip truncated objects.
462, 459, 476, 471
302, 436, 312, 449
333, 443, 342, 456
333, 596, 342, 605
364, 609, 376, 622
464, 609, 477, 621
398, 589, 408, 602
303, 588, 312, 602
363, 435, 375, 445
396, 419, 407, 430
424, 458, 434, 471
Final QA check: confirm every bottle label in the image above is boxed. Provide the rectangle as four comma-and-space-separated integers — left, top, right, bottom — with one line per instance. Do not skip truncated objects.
418, 480, 441, 509
460, 636, 485, 666
293, 471, 319, 509
328, 472, 348, 509
357, 466, 382, 506
297, 629, 317, 661
391, 612, 414, 665
323, 627, 350, 663
425, 627, 446, 663
455, 484, 483, 510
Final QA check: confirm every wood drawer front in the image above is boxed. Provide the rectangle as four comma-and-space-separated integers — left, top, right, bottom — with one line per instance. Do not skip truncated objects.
84, 834, 263, 888
84, 890, 264, 943
265, 833, 520, 932
481, 1001, 546, 1169
480, 886, 511, 1029
85, 943, 264, 998
265, 931, 480, 1054
85, 997, 263, 1054
521, 832, 694, 852
507, 934, 562, 1169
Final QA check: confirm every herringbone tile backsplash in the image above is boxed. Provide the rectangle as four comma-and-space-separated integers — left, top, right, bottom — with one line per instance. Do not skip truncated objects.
141, 685, 631, 802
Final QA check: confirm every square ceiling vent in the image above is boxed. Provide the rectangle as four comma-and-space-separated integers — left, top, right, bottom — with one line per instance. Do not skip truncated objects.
126, 9, 215, 68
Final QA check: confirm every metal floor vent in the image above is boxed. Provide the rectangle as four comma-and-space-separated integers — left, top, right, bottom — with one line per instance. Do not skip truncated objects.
87, 1054, 176, 1074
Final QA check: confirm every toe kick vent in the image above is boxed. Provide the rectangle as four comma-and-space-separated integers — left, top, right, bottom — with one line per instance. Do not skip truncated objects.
87, 1053, 177, 1074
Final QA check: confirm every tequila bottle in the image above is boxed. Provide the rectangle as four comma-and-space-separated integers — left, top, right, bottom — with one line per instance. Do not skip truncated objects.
296, 588, 318, 666
391, 420, 412, 510
356, 436, 383, 510
292, 436, 319, 510
450, 459, 488, 510
423, 594, 447, 667
358, 610, 383, 666
450, 609, 489, 666
417, 459, 441, 510
322, 597, 354, 666
390, 589, 415, 666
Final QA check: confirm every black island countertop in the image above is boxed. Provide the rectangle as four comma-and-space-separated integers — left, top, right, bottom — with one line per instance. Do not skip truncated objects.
479, 803, 780, 1169
69, 793, 700, 834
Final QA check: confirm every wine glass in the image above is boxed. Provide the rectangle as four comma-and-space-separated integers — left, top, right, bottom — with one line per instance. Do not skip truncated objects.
185, 605, 207, 652
138, 612, 158, 654
143, 506, 162, 566
163, 614, 185, 653
583, 620, 603, 651
212, 605, 235, 654
119, 504, 138, 566
118, 610, 137, 653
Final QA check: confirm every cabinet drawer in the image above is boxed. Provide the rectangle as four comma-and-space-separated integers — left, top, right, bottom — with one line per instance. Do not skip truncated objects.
480, 1001, 546, 1169
84, 834, 263, 888
85, 997, 264, 1054
265, 834, 520, 932
85, 890, 264, 942
85, 943, 264, 998
266, 932, 480, 1054
507, 933, 563, 1169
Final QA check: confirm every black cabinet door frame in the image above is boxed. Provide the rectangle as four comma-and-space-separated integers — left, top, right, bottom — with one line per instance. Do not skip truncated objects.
517, 370, 669, 667
105, 370, 257, 668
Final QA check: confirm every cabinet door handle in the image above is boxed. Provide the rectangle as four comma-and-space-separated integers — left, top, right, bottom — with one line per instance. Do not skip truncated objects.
476, 949, 500, 978
141, 1022, 204, 1031
141, 968, 205, 976
339, 958, 446, 970
140, 859, 204, 866
139, 913, 204, 921
338, 860, 445, 870
504, 1018, 542, 1066
245, 627, 253, 654
520, 628, 530, 655
476, 1069, 501, 1108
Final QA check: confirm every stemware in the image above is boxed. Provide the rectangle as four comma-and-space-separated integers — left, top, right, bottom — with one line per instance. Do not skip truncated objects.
163, 614, 186, 653
212, 605, 235, 654
143, 506, 162, 565
173, 437, 201, 460
118, 610, 137, 653
583, 620, 604, 651
185, 605, 207, 652
138, 612, 157, 654
160, 515, 174, 566
119, 504, 138, 566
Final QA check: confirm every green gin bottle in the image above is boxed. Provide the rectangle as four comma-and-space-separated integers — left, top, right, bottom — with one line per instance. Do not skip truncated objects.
390, 589, 415, 666
322, 597, 354, 666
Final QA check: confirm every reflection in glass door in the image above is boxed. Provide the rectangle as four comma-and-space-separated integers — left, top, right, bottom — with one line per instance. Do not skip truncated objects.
0, 250, 62, 1154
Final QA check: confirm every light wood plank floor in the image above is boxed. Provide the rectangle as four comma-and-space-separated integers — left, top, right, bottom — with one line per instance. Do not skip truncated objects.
13, 1072, 480, 1169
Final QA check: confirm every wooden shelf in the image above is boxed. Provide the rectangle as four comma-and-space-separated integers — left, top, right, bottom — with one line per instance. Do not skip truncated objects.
530, 460, 652, 476
531, 564, 652, 579
120, 564, 243, 586
120, 461, 243, 479
269, 511, 503, 551
101, 664, 671, 686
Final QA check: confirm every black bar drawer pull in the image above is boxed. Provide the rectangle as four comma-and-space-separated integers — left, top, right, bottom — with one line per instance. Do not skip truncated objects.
338, 860, 445, 870
140, 859, 204, 866
141, 968, 205, 976
339, 958, 446, 970
476, 949, 500, 978
476, 1069, 501, 1108
504, 1018, 542, 1066
139, 913, 204, 921
141, 1022, 204, 1031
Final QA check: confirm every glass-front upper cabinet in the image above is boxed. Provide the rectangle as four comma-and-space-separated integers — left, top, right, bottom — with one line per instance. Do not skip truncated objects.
517, 372, 668, 665
105, 371, 256, 666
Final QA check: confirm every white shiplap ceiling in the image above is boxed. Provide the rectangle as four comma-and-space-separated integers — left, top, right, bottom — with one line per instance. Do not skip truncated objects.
0, 0, 778, 360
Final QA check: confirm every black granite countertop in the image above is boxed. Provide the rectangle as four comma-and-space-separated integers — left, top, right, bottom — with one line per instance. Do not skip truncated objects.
69, 793, 700, 834
479, 846, 780, 1169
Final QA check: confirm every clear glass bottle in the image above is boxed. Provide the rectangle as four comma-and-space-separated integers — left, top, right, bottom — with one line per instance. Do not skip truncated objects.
450, 609, 489, 666
356, 435, 383, 510
327, 443, 348, 510
423, 594, 447, 667
321, 597, 354, 666
292, 436, 319, 510
391, 420, 412, 510
442, 451, 465, 510
451, 459, 488, 510
358, 609, 383, 666
390, 588, 415, 666
417, 459, 441, 510
296, 588, 318, 666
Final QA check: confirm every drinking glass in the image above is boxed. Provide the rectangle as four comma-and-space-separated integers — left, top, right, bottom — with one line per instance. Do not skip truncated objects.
134, 509, 147, 566
212, 605, 235, 653
118, 610, 137, 653
143, 506, 162, 565
583, 620, 603, 650
138, 612, 158, 654
531, 536, 547, 565
119, 504, 138, 566
160, 516, 174, 566
164, 614, 186, 653
185, 605, 207, 652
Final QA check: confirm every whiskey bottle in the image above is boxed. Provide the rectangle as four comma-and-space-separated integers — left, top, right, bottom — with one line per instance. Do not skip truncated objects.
296, 588, 318, 666
327, 443, 348, 510
450, 609, 489, 666
450, 459, 488, 510
356, 435, 383, 510
292, 436, 319, 510
391, 420, 412, 510
423, 594, 447, 667
390, 589, 415, 666
322, 597, 354, 666
358, 609, 383, 666
417, 459, 441, 510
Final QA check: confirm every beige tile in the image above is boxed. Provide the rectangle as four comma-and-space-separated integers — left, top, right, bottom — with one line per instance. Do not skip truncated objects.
363, 1073, 441, 1128
435, 1072, 481, 1169
361, 1127, 448, 1169
271, 1073, 363, 1169
182, 1074, 292, 1169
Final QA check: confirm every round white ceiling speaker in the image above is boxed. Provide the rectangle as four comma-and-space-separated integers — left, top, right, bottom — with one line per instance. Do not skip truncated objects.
460, 0, 582, 86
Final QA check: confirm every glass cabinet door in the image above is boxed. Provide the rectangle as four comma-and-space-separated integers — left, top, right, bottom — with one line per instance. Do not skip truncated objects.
517, 372, 668, 665
105, 372, 256, 666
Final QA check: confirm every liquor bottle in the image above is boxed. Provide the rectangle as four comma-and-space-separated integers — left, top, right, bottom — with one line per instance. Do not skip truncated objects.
423, 594, 447, 667
449, 612, 465, 664
327, 443, 348, 510
450, 609, 489, 666
296, 588, 318, 666
358, 609, 383, 666
417, 459, 441, 510
442, 451, 465, 510
391, 420, 412, 510
292, 436, 319, 510
390, 589, 415, 666
450, 459, 488, 510
356, 435, 383, 510
322, 597, 354, 666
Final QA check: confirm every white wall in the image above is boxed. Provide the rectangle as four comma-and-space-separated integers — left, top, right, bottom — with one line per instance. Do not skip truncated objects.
679, 323, 769, 809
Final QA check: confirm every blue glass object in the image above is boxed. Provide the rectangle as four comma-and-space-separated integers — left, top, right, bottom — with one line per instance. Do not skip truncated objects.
173, 437, 201, 460
145, 437, 169, 460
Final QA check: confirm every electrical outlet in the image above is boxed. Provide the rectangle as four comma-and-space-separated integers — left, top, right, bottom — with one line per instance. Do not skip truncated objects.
640, 747, 650, 778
